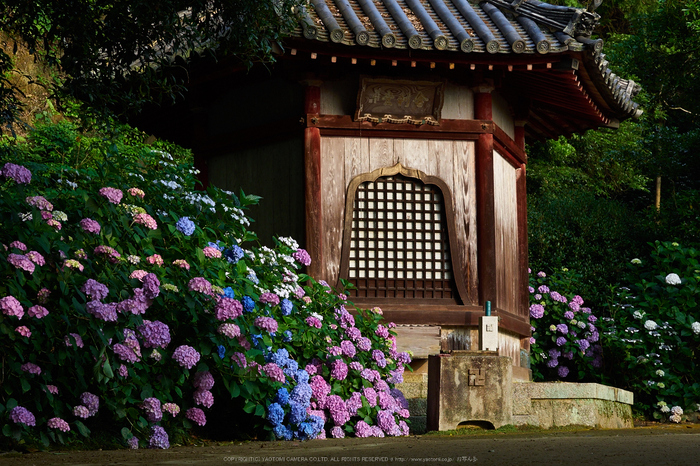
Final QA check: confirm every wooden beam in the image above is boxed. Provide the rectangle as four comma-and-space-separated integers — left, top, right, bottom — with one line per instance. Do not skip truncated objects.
474, 90, 497, 308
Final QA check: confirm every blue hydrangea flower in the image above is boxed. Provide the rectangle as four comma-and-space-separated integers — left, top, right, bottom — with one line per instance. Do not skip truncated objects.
222, 287, 236, 299
175, 216, 196, 236
296, 415, 324, 440
208, 241, 225, 251
217, 345, 226, 360
280, 299, 293, 316
242, 296, 255, 313
273, 424, 293, 440
295, 369, 309, 385
275, 388, 290, 406
289, 401, 306, 425
290, 382, 312, 407
224, 245, 244, 264
250, 333, 263, 348
267, 403, 285, 426
282, 330, 293, 342
269, 348, 290, 367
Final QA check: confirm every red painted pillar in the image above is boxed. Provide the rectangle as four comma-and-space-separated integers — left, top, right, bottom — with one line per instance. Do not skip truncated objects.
304, 85, 323, 279
474, 86, 496, 308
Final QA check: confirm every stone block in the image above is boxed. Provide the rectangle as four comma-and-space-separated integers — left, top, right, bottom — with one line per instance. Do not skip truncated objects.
427, 352, 513, 431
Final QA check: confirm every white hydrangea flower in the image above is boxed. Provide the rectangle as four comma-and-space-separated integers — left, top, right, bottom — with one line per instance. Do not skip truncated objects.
656, 370, 665, 377
665, 273, 681, 285
660, 405, 670, 413
631, 258, 642, 264
633, 310, 644, 319
669, 413, 681, 423
644, 320, 658, 331
671, 406, 683, 416
691, 322, 700, 335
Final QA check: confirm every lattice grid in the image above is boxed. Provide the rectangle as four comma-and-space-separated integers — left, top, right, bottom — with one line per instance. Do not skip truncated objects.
348, 175, 455, 299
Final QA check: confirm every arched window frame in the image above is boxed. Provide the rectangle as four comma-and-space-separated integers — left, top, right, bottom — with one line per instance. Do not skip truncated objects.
338, 163, 469, 304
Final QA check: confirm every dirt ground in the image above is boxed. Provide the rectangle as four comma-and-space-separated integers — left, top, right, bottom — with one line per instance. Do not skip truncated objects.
1, 424, 699, 466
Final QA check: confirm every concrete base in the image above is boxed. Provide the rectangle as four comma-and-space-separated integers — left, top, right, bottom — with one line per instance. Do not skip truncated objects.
513, 381, 634, 429
427, 352, 513, 431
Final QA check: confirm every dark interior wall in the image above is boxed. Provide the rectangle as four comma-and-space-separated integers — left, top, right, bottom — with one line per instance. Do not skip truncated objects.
207, 136, 305, 248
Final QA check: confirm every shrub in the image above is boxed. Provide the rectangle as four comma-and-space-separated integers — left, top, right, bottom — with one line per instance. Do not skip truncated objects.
528, 268, 605, 382
603, 241, 700, 421
0, 123, 410, 449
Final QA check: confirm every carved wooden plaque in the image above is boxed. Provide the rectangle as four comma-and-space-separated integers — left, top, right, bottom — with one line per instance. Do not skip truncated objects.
355, 77, 445, 125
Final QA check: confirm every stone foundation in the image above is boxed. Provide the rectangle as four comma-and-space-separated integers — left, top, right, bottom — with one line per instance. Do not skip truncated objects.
513, 381, 634, 429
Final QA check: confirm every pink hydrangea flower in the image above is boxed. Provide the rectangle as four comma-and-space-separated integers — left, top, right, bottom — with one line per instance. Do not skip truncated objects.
254, 316, 278, 333
0, 295, 24, 319
25, 251, 45, 266
73, 405, 90, 418
45, 385, 59, 395
193, 371, 215, 390
172, 259, 190, 270
63, 259, 84, 272
21, 362, 41, 374
262, 363, 286, 383
16, 326, 31, 338
47, 417, 70, 432
147, 254, 164, 266
129, 270, 148, 281
99, 187, 123, 204
65, 333, 84, 348
218, 323, 241, 338
306, 316, 322, 329
46, 219, 62, 230
9, 241, 27, 251
188, 277, 213, 295
202, 247, 222, 258
26, 195, 53, 211
162, 403, 180, 416
133, 213, 158, 230
7, 254, 35, 274
127, 187, 145, 198
141, 397, 162, 422
94, 245, 121, 263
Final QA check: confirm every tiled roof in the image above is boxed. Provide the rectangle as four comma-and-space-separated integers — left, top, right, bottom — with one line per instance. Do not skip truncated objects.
291, 0, 641, 128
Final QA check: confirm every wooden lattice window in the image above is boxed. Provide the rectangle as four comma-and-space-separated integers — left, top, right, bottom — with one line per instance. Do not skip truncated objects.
340, 165, 461, 304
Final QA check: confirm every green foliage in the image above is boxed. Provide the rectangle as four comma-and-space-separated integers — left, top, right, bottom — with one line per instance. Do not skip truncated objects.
601, 241, 700, 421
0, 0, 305, 130
528, 190, 642, 306
0, 120, 410, 449
528, 268, 605, 382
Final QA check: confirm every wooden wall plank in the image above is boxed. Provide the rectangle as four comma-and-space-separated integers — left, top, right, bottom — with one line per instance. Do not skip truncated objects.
442, 83, 474, 120
452, 140, 478, 304
344, 137, 370, 188
401, 139, 430, 172
368, 138, 396, 173
321, 137, 347, 285
493, 151, 519, 315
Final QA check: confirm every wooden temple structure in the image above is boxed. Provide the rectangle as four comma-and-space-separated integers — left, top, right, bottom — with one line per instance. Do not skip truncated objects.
139, 0, 640, 379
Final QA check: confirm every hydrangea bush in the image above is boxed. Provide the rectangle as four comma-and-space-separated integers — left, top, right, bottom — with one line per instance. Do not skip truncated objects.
0, 122, 410, 449
603, 241, 700, 422
528, 268, 605, 381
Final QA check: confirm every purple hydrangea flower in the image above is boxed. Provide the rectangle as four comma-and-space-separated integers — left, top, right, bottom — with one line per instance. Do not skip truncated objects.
193, 371, 215, 390
172, 345, 201, 369
81, 279, 109, 301
193, 390, 214, 408
149, 425, 170, 449
99, 187, 123, 204
255, 316, 278, 333
556, 324, 569, 334
80, 218, 101, 234
292, 249, 312, 266
186, 407, 207, 426
10, 406, 36, 426
138, 320, 171, 348
142, 397, 162, 422
357, 337, 372, 351
2, 163, 32, 184
556, 336, 567, 346
529, 304, 545, 319
259, 292, 280, 306
47, 417, 70, 432
80, 392, 99, 415
330, 359, 348, 381
558, 366, 569, 378
263, 363, 286, 383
